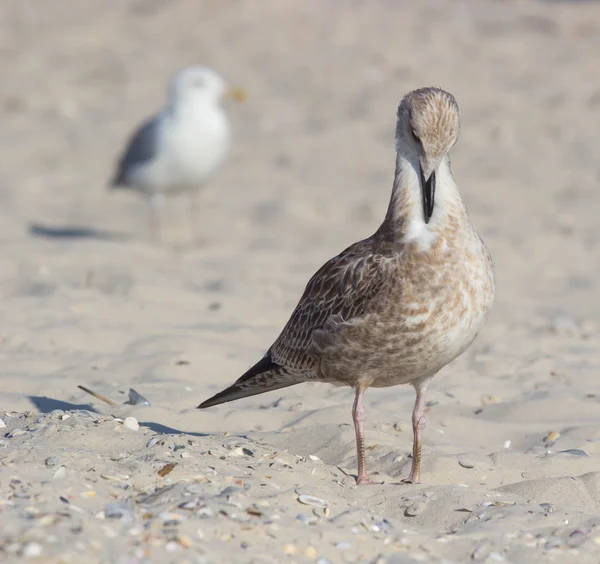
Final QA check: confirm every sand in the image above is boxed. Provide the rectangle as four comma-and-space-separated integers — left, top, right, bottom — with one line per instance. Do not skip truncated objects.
2, 0, 600, 562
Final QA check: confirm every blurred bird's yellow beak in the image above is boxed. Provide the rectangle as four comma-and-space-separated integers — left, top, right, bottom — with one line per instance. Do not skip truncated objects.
225, 87, 247, 103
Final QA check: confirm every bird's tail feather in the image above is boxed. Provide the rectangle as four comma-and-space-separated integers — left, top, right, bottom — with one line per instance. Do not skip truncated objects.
197, 355, 301, 409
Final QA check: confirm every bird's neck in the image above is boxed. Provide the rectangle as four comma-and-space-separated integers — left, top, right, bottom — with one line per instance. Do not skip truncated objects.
378, 152, 468, 250
170, 98, 222, 121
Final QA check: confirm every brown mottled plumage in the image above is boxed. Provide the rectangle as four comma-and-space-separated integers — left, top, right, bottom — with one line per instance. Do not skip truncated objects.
199, 87, 495, 485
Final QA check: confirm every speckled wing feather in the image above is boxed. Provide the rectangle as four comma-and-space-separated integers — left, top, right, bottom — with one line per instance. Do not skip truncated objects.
269, 240, 390, 372
197, 240, 390, 409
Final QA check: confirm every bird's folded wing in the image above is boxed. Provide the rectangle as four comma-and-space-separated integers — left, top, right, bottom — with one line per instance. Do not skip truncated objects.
269, 241, 391, 371
112, 116, 161, 185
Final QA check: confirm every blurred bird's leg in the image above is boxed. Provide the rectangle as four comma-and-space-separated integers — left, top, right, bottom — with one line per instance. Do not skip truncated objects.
353, 385, 379, 485
148, 194, 162, 243
188, 190, 203, 245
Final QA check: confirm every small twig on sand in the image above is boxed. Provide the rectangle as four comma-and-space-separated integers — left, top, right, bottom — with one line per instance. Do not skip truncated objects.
77, 385, 118, 406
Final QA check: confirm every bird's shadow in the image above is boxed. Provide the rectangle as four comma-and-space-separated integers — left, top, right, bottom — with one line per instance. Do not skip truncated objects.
28, 223, 130, 242
27, 395, 214, 437
29, 396, 100, 413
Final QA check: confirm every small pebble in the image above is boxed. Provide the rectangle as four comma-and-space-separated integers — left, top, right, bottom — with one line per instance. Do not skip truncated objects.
45, 456, 59, 467
123, 417, 139, 432
110, 452, 128, 461
23, 543, 42, 558
104, 502, 133, 521
405, 500, 428, 517
458, 458, 475, 469
304, 546, 318, 559
146, 437, 159, 448
544, 431, 560, 444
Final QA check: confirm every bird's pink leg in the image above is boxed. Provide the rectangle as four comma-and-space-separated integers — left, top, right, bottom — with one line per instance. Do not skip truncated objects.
403, 381, 429, 484
353, 386, 378, 485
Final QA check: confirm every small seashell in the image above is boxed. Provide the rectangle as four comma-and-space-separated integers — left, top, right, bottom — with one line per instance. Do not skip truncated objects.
45, 456, 59, 467
219, 486, 241, 497
282, 544, 297, 555
558, 449, 588, 457
53, 466, 67, 480
177, 535, 193, 549
0, 418, 5, 428
304, 546, 318, 559
110, 452, 128, 461
146, 437, 159, 448
126, 389, 151, 406
298, 494, 329, 508
197, 507, 213, 518
493, 501, 515, 507
481, 395, 501, 405
104, 501, 133, 521
405, 500, 428, 516
393, 422, 404, 432
309, 455, 323, 464
544, 431, 560, 444
458, 458, 475, 469
23, 542, 43, 558
157, 463, 176, 477
101, 471, 130, 482
296, 513, 315, 525
123, 417, 139, 432
335, 542, 351, 549
503, 440, 511, 449
8, 429, 26, 438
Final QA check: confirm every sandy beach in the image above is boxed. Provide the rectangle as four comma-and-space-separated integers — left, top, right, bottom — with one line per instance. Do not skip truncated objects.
2, 0, 600, 562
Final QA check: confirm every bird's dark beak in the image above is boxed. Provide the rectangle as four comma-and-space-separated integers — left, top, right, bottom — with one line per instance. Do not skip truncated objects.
420, 167, 436, 224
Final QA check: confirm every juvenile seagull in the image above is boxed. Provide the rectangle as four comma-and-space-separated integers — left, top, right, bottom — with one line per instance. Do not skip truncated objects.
199, 87, 495, 485
111, 66, 245, 242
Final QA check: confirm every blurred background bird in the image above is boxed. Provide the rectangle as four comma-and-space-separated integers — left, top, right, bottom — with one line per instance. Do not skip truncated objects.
110, 66, 245, 244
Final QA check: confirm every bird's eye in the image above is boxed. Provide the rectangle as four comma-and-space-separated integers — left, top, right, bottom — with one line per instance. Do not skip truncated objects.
410, 128, 420, 141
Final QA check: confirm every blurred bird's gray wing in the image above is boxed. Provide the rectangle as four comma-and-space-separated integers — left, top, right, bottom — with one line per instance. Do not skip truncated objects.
197, 240, 389, 409
111, 116, 161, 187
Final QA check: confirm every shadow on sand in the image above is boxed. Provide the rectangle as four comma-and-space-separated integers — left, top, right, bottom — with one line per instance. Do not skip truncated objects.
28, 223, 130, 242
